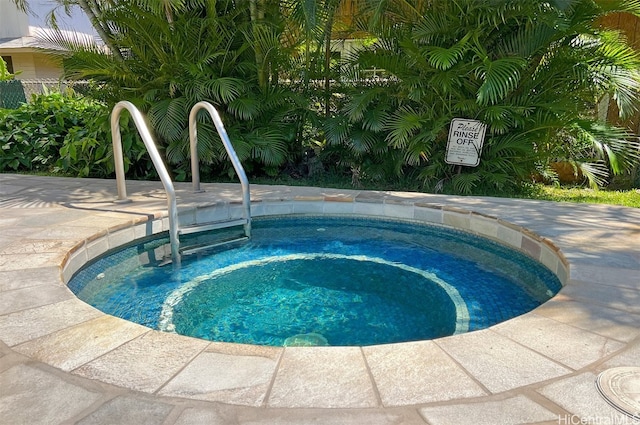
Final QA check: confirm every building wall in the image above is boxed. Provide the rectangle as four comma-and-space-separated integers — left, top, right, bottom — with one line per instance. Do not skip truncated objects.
0, 0, 74, 81
0, 0, 30, 38
32, 54, 62, 79
7, 53, 36, 79
0, 51, 62, 80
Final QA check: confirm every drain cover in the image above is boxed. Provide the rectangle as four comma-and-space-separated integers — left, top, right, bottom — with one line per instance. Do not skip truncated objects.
283, 333, 329, 347
596, 367, 640, 420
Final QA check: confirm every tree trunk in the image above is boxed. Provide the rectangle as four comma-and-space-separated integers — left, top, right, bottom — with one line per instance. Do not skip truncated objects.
76, 0, 125, 61
323, 0, 340, 117
250, 0, 268, 90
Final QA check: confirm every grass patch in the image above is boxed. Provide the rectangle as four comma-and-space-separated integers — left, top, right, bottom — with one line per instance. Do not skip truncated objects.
521, 185, 640, 208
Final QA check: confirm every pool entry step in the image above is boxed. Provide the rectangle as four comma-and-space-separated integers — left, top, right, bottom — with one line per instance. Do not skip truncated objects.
178, 218, 250, 256
110, 100, 251, 266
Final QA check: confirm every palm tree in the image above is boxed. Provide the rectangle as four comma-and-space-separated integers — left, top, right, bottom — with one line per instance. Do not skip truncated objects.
331, 0, 640, 192
30, 0, 363, 177
38, 0, 308, 179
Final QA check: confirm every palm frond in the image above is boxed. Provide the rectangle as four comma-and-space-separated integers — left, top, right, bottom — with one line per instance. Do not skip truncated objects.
348, 129, 379, 154
402, 137, 430, 166
362, 106, 389, 132
475, 57, 527, 105
207, 77, 245, 104
412, 12, 455, 44
495, 23, 557, 58
323, 115, 350, 145
594, 0, 640, 17
577, 161, 610, 188
573, 121, 640, 174
343, 87, 386, 122
246, 128, 288, 166
227, 97, 262, 121
424, 34, 471, 71
384, 106, 422, 148
148, 97, 188, 143
451, 173, 480, 195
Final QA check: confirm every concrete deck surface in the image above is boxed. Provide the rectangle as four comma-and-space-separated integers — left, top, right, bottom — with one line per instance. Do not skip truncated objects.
0, 174, 638, 425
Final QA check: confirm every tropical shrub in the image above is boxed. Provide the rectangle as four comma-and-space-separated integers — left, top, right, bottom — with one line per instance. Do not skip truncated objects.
0, 91, 145, 177
331, 0, 640, 193
55, 106, 152, 178
0, 56, 19, 81
42, 0, 321, 180
1, 91, 97, 173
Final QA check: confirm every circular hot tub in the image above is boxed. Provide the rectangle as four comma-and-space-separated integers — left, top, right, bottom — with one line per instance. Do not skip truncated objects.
68, 215, 561, 346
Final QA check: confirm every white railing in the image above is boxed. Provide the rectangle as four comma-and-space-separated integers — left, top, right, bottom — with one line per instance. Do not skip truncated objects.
110, 101, 180, 263
189, 101, 251, 238
110, 100, 251, 265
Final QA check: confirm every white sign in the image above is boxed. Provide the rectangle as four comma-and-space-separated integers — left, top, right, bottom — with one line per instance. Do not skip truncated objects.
445, 118, 487, 167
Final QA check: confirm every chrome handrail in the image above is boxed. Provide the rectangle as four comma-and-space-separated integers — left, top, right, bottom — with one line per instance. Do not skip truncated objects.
189, 101, 251, 237
110, 101, 180, 264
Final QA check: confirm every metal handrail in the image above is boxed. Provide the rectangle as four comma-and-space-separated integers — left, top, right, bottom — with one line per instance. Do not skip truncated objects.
189, 101, 251, 237
110, 101, 180, 264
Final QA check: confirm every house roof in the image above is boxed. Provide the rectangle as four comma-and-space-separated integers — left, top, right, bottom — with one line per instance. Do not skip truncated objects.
0, 26, 96, 52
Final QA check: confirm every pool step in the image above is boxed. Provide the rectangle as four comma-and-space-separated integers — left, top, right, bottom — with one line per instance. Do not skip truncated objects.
178, 218, 249, 235
177, 218, 250, 257
180, 235, 249, 256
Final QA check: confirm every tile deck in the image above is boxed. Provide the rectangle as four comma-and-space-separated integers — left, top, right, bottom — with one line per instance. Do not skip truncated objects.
0, 174, 639, 424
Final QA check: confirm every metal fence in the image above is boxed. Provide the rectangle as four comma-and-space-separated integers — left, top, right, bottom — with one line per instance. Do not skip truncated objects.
0, 80, 27, 108
0, 79, 90, 109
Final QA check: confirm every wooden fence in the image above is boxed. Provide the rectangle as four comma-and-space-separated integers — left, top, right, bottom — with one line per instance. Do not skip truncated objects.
600, 13, 640, 135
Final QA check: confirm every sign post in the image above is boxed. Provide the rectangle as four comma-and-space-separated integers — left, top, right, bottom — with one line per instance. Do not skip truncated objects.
445, 118, 487, 167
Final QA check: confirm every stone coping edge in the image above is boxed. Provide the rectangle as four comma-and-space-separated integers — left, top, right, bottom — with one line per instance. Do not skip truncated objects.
60, 197, 569, 288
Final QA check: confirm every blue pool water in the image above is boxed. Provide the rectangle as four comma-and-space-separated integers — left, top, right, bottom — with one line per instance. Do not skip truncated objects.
68, 216, 562, 346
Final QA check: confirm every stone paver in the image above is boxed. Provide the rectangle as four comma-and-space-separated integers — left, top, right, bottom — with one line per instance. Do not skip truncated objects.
0, 299, 103, 346
0, 284, 73, 315
172, 407, 232, 425
493, 314, 625, 370
268, 347, 378, 408
0, 252, 66, 271
0, 364, 103, 425
435, 330, 571, 393
537, 372, 637, 424
534, 299, 640, 343
362, 340, 487, 406
571, 264, 640, 291
560, 280, 640, 315
72, 330, 210, 393
159, 343, 282, 406
0, 174, 639, 424
0, 266, 61, 291
13, 315, 149, 371
419, 395, 559, 425
75, 395, 174, 425
234, 409, 429, 424
602, 341, 640, 370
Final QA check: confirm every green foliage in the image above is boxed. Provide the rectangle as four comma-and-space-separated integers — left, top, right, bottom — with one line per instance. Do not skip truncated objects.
0, 91, 145, 178
40, 0, 320, 181
56, 108, 151, 178
0, 57, 19, 81
1, 92, 91, 172
332, 0, 640, 194
528, 185, 640, 208
15, 0, 639, 194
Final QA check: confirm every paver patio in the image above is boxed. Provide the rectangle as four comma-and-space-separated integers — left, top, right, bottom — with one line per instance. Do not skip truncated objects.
0, 174, 638, 424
